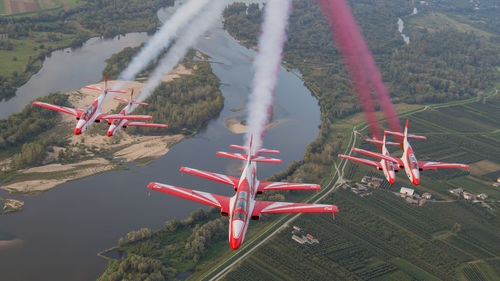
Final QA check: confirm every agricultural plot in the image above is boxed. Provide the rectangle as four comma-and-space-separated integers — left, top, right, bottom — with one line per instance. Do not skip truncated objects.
1, 0, 64, 16
225, 96, 500, 280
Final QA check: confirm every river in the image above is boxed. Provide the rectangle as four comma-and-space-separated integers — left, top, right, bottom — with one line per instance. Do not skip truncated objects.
0, 33, 150, 119
0, 6, 320, 281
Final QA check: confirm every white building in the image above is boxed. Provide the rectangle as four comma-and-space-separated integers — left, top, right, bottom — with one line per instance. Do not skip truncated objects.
400, 187, 415, 196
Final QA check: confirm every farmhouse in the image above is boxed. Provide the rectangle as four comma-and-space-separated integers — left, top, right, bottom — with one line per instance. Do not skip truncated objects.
450, 188, 464, 196
400, 187, 415, 196
478, 193, 488, 200
292, 235, 305, 244
463, 192, 473, 200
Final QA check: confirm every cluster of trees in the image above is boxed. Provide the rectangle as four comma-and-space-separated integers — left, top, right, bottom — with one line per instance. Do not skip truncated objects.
0, 93, 69, 169
185, 217, 228, 262
222, 3, 262, 48
104, 254, 174, 281
0, 0, 174, 101
100, 208, 228, 281
128, 62, 224, 135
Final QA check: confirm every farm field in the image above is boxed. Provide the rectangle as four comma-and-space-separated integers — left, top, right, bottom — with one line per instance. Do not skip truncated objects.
224, 95, 500, 280
1, 0, 69, 16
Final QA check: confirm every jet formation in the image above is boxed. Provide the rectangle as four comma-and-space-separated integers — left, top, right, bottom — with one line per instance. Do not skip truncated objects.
149, 137, 339, 250
33, 76, 167, 136
339, 120, 469, 185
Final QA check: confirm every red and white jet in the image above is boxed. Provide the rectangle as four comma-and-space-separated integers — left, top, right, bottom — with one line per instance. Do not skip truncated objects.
352, 120, 469, 185
105, 90, 168, 137
339, 132, 399, 184
148, 137, 338, 250
32, 76, 153, 135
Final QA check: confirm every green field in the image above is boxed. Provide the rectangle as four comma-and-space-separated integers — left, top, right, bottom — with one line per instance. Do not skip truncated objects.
0, 34, 73, 76
407, 12, 495, 38
223, 95, 500, 280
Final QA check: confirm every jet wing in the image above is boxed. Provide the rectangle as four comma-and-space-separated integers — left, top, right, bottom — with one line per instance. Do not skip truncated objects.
33, 101, 83, 117
257, 181, 320, 193
97, 114, 152, 120
338, 154, 383, 169
148, 182, 230, 212
252, 201, 338, 219
180, 167, 239, 186
124, 121, 168, 128
352, 148, 403, 166
418, 161, 469, 171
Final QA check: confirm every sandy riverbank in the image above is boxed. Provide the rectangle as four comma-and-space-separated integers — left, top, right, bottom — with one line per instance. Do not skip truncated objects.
1, 65, 190, 195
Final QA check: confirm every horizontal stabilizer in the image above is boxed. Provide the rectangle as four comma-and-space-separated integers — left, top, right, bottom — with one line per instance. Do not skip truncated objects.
385, 130, 427, 140
229, 144, 280, 154
365, 138, 400, 146
252, 156, 282, 163
83, 86, 127, 94
216, 152, 282, 163
113, 97, 148, 106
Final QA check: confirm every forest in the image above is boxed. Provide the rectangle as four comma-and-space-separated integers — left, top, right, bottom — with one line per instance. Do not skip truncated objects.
0, 0, 174, 101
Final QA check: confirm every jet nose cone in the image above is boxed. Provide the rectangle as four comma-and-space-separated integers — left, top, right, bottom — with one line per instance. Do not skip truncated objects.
74, 128, 82, 135
389, 178, 395, 184
230, 238, 241, 250
412, 171, 420, 185
107, 131, 113, 137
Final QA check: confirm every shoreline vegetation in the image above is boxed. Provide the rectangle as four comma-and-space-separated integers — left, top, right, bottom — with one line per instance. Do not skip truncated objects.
0, 0, 175, 101
0, 50, 224, 209
98, 1, 500, 280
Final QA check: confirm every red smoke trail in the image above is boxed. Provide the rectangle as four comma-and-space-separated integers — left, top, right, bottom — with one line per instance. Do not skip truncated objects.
318, 0, 402, 139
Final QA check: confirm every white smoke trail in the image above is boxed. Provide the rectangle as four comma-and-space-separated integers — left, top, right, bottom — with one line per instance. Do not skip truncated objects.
112, 0, 211, 91
132, 0, 226, 110
245, 0, 292, 153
